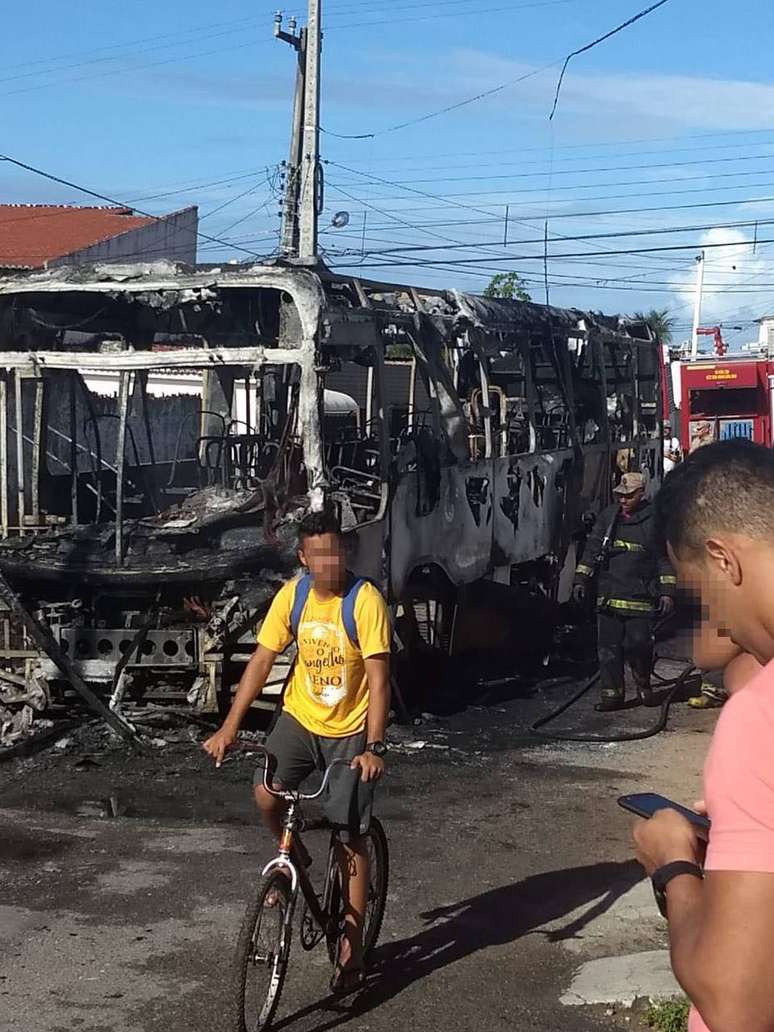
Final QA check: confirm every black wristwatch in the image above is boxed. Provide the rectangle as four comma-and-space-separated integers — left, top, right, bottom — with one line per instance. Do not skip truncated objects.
651, 861, 703, 918
366, 741, 388, 758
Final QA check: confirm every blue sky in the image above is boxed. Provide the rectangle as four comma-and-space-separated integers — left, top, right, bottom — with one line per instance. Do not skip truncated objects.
2, 0, 773, 344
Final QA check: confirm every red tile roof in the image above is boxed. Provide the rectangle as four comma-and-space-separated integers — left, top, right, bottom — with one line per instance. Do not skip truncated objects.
0, 204, 155, 269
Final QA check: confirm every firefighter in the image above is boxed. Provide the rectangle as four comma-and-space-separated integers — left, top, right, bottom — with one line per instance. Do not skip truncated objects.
572, 472, 676, 712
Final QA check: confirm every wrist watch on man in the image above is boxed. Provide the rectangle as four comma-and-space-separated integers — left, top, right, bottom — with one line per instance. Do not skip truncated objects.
651, 861, 703, 918
365, 741, 388, 757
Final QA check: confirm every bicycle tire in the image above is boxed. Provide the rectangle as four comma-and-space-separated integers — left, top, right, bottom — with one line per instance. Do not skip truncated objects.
363, 818, 389, 959
231, 871, 293, 1032
324, 819, 389, 965
325, 857, 343, 966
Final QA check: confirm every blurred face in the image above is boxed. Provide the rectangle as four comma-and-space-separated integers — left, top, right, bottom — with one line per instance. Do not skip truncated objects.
668, 535, 774, 667
298, 532, 346, 592
618, 486, 645, 516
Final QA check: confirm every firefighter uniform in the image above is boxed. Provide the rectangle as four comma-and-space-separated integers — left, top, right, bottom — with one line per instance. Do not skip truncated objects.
574, 490, 676, 709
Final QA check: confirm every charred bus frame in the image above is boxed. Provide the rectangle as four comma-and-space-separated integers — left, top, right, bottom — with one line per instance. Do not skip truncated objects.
0, 261, 661, 728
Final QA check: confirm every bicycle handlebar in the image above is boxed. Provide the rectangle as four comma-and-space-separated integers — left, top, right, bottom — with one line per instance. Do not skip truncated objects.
252, 744, 352, 801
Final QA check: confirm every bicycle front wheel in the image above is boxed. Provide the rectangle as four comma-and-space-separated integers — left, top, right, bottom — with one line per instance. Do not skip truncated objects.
232, 871, 294, 1032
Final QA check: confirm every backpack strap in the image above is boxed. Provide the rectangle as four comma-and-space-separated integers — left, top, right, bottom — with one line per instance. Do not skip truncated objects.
291, 571, 373, 651
342, 574, 370, 650
290, 573, 313, 639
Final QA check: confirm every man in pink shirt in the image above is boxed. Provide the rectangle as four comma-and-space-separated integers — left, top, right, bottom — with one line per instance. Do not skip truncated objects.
633, 438, 774, 1032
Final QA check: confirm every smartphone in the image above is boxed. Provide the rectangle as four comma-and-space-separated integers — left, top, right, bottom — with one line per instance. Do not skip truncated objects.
618, 792, 711, 831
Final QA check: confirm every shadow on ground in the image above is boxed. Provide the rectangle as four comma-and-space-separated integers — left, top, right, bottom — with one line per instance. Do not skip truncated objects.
275, 859, 644, 1031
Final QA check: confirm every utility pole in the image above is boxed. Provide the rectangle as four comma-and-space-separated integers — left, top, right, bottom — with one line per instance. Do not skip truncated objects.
274, 12, 305, 257
298, 0, 322, 261
690, 250, 705, 360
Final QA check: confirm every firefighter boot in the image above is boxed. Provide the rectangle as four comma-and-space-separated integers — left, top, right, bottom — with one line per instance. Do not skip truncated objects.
595, 691, 627, 713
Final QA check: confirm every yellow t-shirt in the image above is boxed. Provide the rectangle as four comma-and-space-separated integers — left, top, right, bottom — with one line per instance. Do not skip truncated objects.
257, 578, 391, 738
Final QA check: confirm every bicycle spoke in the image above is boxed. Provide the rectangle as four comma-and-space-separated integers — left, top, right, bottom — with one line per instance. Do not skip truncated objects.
232, 872, 294, 1032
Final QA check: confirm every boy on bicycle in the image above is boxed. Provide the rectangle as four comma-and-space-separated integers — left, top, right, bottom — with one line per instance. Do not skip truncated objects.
204, 508, 391, 993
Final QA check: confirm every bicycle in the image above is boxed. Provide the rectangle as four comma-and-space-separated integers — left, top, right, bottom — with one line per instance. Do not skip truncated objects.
232, 745, 389, 1032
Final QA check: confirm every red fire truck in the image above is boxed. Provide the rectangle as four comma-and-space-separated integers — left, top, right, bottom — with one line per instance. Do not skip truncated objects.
663, 329, 774, 453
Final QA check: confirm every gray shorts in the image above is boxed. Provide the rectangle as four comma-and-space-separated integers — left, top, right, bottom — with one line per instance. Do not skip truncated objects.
256, 712, 374, 841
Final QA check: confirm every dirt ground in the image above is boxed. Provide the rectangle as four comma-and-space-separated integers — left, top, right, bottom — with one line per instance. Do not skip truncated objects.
0, 665, 715, 1032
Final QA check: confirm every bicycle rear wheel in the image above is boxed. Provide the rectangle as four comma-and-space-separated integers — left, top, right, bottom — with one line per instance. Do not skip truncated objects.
232, 871, 293, 1032
325, 819, 389, 964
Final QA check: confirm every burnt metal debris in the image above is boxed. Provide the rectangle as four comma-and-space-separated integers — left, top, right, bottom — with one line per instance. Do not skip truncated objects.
0, 258, 662, 744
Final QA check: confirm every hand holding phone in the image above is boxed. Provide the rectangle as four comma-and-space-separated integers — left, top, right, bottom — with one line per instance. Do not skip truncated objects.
618, 792, 711, 832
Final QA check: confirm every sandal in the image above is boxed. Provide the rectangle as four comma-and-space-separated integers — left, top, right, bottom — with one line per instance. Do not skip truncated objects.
329, 962, 366, 997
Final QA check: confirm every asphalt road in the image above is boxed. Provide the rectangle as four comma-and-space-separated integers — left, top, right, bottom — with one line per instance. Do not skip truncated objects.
0, 677, 714, 1032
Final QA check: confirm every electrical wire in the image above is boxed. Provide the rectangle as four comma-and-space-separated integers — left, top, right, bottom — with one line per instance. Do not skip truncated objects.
0, 152, 268, 260
0, 39, 273, 98
198, 175, 273, 222
332, 166, 774, 202
322, 64, 558, 139
328, 127, 774, 167
549, 0, 673, 119
347, 215, 774, 257
322, 0, 672, 137
0, 16, 259, 75
329, 233, 774, 269
349, 194, 774, 233
326, 0, 587, 30
324, 0, 580, 17
324, 161, 706, 271
329, 136, 774, 175
0, 20, 259, 86
340, 152, 774, 187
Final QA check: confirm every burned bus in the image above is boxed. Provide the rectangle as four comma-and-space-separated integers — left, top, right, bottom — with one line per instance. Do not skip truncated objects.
0, 260, 662, 736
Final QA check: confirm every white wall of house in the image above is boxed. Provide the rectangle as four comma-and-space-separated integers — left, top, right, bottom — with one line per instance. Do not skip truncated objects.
52, 207, 198, 267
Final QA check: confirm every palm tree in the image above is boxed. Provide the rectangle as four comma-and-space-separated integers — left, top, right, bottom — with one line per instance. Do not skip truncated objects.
632, 308, 675, 344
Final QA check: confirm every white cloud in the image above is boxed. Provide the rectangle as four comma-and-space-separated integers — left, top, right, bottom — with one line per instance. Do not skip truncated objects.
668, 227, 774, 339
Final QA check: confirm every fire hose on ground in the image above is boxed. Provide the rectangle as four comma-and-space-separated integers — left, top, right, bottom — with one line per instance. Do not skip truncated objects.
529, 615, 701, 744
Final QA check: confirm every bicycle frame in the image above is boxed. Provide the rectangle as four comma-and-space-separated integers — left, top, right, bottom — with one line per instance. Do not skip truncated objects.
257, 748, 349, 941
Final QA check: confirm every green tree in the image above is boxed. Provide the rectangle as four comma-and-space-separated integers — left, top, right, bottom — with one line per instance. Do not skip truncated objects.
483, 272, 532, 302
633, 308, 676, 344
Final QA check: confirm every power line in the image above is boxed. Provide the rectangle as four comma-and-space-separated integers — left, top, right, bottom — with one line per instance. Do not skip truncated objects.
0, 21, 259, 86
350, 216, 774, 258
326, 0, 585, 29
0, 16, 259, 75
0, 39, 273, 98
0, 152, 267, 260
333, 166, 774, 201
324, 161, 706, 269
324, 0, 574, 16
328, 177, 774, 209
326, 182, 472, 249
339, 152, 774, 187
322, 0, 672, 138
326, 136, 774, 174
0, 170, 276, 231
550, 0, 673, 119
198, 174, 275, 222
322, 64, 558, 139
217, 196, 277, 238
327, 250, 774, 294
343, 194, 774, 233
333, 234, 774, 270
329, 128, 774, 166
